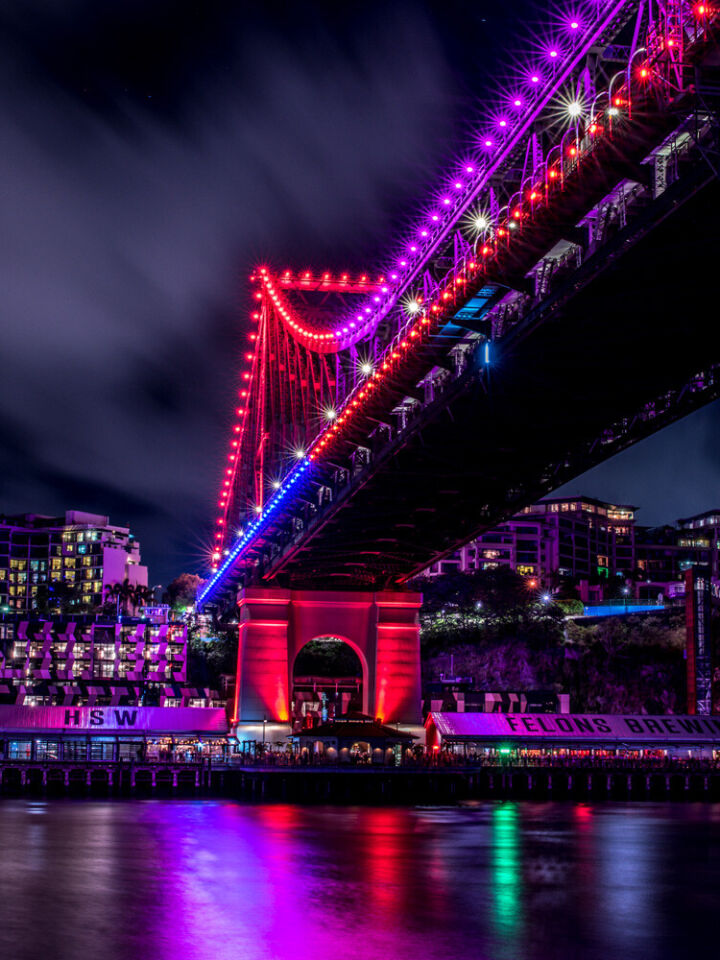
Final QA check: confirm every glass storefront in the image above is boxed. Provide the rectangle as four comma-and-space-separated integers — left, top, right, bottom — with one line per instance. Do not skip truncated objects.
8, 740, 32, 760
88, 738, 115, 761
34, 739, 60, 760
0, 732, 230, 762
62, 740, 88, 761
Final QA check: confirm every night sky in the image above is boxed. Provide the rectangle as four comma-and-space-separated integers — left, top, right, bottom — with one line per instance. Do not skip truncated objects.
2, 1, 718, 587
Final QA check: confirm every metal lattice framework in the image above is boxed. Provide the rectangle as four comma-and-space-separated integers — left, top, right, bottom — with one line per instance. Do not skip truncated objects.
203, 0, 720, 605
217, 270, 388, 555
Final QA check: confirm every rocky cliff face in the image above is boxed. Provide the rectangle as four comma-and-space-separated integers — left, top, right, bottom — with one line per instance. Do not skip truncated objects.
423, 612, 689, 714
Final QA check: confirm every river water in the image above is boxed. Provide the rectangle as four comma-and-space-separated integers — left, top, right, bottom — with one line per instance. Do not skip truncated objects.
0, 800, 718, 960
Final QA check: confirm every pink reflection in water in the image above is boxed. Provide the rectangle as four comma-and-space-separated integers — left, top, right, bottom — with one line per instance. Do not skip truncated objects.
0, 801, 718, 960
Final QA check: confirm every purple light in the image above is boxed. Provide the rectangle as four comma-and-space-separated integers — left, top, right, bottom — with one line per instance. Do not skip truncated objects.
364, 307, 371, 313
465, 165, 474, 173
409, 245, 417, 251
499, 119, 507, 127
570, 20, 579, 30
356, 314, 363, 321
431, 214, 439, 221
531, 75, 540, 83
513, 99, 522, 107
442, 197, 451, 205
390, 273, 398, 280
381, 286, 389, 293
420, 229, 428, 237
399, 259, 407, 266
549, 49, 558, 58
484, 139, 493, 147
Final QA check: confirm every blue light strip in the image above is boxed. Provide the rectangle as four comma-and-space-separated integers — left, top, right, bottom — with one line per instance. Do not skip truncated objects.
198, 459, 312, 604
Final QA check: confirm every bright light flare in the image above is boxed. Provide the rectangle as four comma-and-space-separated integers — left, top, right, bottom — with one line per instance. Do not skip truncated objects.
465, 207, 492, 238
549, 88, 588, 127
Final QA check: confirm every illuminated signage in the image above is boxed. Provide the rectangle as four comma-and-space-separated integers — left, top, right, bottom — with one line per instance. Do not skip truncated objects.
0, 705, 228, 733
430, 712, 720, 742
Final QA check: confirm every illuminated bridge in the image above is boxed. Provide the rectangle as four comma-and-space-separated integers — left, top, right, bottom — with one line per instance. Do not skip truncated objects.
202, 0, 720, 614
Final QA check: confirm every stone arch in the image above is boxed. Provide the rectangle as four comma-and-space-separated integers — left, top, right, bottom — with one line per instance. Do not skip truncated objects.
290, 634, 370, 717
234, 588, 422, 726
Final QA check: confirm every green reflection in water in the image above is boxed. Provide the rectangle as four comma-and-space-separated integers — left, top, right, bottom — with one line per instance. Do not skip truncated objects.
492, 802, 523, 943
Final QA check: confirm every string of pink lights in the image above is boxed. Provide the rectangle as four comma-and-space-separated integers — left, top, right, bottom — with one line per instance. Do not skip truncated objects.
330, 1, 633, 346
208, 0, 716, 577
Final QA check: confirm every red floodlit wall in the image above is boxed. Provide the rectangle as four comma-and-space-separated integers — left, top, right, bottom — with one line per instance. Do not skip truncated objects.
235, 588, 421, 724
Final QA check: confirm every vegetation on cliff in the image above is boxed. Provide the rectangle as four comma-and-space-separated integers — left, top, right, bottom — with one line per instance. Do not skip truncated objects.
414, 569, 688, 714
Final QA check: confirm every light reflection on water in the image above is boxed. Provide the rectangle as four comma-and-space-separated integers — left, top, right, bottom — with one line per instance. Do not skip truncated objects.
0, 800, 719, 960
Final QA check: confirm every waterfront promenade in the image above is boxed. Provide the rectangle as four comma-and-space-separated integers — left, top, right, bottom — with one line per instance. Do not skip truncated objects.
2, 756, 720, 802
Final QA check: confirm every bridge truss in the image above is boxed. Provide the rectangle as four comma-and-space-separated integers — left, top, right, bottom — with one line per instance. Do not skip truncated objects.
202, 0, 720, 605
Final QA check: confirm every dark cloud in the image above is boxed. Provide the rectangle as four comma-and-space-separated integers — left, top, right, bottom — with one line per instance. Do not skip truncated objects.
1, 1, 718, 585
0, 1, 459, 584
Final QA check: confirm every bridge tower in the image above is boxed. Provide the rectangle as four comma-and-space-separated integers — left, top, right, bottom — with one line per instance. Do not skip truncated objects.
233, 588, 422, 726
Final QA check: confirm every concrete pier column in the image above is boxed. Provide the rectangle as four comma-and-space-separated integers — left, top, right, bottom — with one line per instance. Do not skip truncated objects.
235, 588, 422, 724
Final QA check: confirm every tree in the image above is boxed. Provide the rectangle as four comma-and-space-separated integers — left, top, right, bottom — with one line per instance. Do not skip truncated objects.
103, 579, 139, 618
35, 580, 89, 616
133, 584, 155, 609
165, 573, 205, 612
43, 581, 87, 615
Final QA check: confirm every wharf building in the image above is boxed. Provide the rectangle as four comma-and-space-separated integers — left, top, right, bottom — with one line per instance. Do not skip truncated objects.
0, 511, 148, 614
425, 712, 720, 762
427, 496, 636, 598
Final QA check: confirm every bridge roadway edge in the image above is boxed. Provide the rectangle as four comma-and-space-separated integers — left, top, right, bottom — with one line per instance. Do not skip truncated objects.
261, 172, 720, 590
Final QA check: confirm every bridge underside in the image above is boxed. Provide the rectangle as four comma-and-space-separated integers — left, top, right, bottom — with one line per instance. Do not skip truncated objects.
264, 174, 720, 590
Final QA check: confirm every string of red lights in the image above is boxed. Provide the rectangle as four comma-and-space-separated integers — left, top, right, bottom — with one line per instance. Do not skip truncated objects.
204, 0, 716, 585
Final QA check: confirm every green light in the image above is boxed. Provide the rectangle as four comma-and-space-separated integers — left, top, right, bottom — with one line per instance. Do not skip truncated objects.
492, 803, 523, 941
498, 746, 512, 756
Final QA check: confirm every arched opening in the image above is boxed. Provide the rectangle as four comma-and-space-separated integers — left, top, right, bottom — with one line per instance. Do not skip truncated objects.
291, 636, 365, 732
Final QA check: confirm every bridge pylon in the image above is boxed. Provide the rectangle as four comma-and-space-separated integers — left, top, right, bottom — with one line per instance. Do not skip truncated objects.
232, 588, 422, 730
